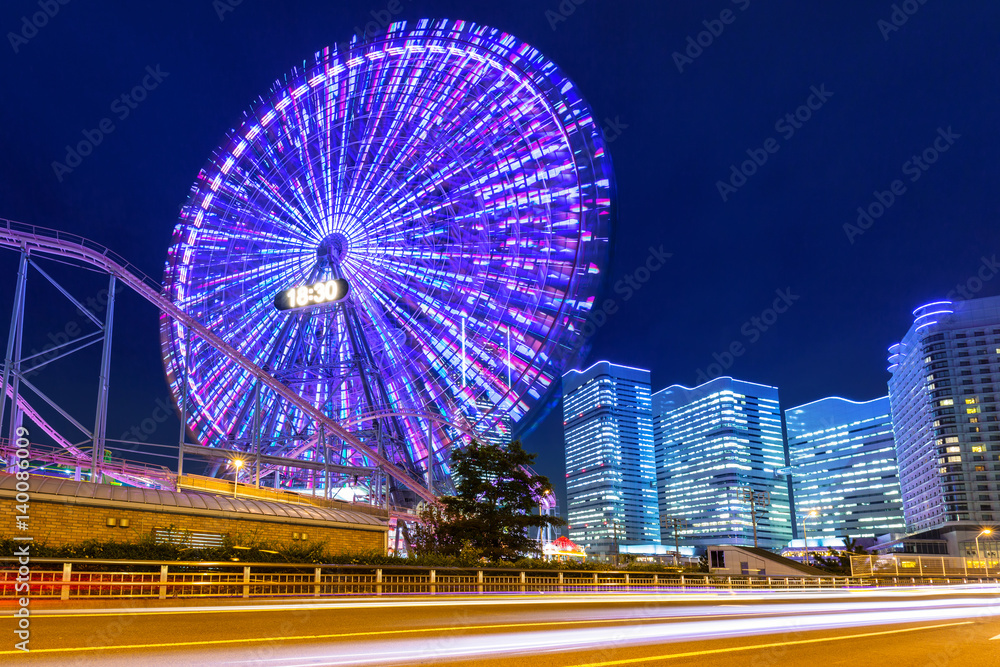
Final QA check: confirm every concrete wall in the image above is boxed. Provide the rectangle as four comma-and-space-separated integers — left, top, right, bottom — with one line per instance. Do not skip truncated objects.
0, 493, 387, 553
707, 545, 820, 577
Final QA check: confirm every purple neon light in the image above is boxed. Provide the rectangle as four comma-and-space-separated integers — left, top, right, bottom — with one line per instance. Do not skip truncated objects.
160, 19, 613, 480
912, 300, 954, 317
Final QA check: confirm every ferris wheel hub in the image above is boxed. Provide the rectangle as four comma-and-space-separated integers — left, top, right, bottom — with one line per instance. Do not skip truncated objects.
317, 232, 350, 268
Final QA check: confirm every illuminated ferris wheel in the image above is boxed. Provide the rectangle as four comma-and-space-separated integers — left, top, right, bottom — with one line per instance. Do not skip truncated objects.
161, 18, 613, 502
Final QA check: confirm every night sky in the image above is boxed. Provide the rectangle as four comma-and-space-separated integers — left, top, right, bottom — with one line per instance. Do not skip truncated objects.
2, 1, 999, 513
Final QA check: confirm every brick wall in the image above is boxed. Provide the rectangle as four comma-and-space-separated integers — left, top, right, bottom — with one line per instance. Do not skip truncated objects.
0, 495, 387, 553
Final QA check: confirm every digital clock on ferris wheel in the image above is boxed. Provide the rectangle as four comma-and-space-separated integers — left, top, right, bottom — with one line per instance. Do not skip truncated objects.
273, 279, 350, 311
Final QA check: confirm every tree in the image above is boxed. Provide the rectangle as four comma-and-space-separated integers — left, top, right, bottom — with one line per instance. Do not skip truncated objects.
813, 537, 869, 575
410, 439, 565, 562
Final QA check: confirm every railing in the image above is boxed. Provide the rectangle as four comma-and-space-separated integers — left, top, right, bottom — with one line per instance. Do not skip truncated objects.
0, 217, 164, 295
0, 439, 174, 486
3, 559, 993, 601
851, 554, 1000, 578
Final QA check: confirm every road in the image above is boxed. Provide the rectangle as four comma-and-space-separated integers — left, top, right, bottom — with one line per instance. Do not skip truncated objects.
2, 586, 999, 666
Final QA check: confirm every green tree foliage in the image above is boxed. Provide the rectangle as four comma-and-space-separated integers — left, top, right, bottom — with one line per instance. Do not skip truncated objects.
812, 537, 870, 575
410, 439, 565, 562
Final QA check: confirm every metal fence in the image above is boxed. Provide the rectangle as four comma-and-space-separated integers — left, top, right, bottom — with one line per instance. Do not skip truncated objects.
851, 554, 1000, 578
4, 558, 996, 601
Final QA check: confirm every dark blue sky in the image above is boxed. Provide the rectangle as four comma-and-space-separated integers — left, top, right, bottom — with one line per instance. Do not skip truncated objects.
2, 1, 998, 511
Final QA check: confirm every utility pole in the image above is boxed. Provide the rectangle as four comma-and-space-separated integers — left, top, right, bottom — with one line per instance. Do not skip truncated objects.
733, 487, 770, 548
662, 516, 688, 566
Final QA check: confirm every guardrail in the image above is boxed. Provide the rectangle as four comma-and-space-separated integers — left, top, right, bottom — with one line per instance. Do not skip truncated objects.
0, 439, 174, 486
851, 554, 1000, 578
3, 559, 996, 600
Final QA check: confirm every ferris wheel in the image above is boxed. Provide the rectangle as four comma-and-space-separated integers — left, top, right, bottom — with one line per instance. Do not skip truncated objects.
161, 18, 613, 502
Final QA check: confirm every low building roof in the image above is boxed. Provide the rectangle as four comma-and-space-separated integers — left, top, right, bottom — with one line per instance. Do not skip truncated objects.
0, 475, 386, 529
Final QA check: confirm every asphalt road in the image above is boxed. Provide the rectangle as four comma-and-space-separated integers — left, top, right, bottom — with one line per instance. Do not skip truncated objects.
2, 587, 999, 666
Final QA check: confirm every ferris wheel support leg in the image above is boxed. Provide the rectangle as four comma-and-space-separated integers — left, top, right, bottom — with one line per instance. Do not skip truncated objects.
320, 425, 329, 500
1, 251, 28, 459
176, 324, 191, 490
425, 417, 433, 492
253, 379, 261, 488
91, 275, 116, 483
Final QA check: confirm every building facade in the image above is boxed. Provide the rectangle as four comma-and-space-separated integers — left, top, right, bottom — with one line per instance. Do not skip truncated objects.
653, 377, 792, 552
785, 396, 905, 542
888, 296, 1000, 531
473, 396, 514, 448
562, 362, 660, 557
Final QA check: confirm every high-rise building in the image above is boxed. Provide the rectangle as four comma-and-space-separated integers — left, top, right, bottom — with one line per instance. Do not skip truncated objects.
653, 377, 792, 552
473, 397, 514, 448
888, 296, 1000, 532
562, 362, 660, 557
785, 396, 905, 541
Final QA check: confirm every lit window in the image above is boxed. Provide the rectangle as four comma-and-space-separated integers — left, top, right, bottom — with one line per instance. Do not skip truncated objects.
966, 398, 979, 404
948, 456, 962, 463
940, 399, 954, 406
973, 445, 986, 453
946, 446, 961, 453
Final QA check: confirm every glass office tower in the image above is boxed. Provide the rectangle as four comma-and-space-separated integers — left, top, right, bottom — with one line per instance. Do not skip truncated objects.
473, 397, 514, 448
653, 377, 792, 552
888, 296, 1000, 531
785, 396, 905, 540
562, 362, 660, 557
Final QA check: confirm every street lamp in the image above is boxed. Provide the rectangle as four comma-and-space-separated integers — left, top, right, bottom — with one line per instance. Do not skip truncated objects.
232, 458, 245, 499
976, 528, 993, 576
801, 510, 819, 566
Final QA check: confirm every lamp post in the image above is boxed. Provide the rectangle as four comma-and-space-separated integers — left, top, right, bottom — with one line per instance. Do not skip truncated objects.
538, 489, 551, 552
801, 510, 819, 566
663, 517, 688, 567
232, 458, 245, 499
976, 528, 993, 576
733, 486, 770, 548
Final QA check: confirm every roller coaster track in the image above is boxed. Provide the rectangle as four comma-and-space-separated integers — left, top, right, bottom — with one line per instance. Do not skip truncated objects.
0, 218, 439, 505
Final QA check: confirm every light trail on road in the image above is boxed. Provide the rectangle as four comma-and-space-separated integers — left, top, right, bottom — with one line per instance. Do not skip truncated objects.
3, 586, 997, 665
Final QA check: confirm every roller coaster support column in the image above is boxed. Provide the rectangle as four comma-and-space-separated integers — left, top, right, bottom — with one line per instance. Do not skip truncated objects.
91, 275, 116, 482
1, 251, 28, 452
